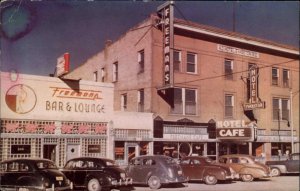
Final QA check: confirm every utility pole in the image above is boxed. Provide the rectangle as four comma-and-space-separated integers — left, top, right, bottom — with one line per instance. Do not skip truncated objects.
290, 89, 294, 153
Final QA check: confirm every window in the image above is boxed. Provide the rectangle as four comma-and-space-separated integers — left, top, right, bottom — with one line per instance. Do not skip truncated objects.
101, 67, 106, 82
138, 89, 144, 112
272, 67, 279, 85
273, 98, 290, 121
138, 50, 144, 73
186, 52, 197, 73
225, 94, 234, 118
113, 62, 118, 82
121, 94, 127, 111
225, 59, 233, 80
185, 89, 196, 115
283, 69, 290, 88
174, 50, 181, 72
93, 71, 98, 82
171, 88, 196, 115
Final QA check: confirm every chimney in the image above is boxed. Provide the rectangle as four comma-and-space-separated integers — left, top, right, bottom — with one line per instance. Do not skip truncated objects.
104, 40, 112, 60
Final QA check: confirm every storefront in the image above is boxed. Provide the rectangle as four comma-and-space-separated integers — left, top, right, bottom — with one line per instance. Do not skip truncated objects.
112, 111, 153, 166
153, 117, 214, 159
216, 119, 257, 157
0, 72, 114, 167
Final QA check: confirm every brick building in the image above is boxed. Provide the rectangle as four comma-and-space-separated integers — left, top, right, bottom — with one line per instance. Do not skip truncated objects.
67, 3, 299, 162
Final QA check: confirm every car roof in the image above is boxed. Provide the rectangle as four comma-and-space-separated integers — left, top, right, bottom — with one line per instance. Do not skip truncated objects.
66, 157, 113, 162
131, 155, 171, 160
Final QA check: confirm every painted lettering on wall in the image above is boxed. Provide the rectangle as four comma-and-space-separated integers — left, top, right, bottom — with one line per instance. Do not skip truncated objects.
45, 101, 104, 113
50, 87, 102, 100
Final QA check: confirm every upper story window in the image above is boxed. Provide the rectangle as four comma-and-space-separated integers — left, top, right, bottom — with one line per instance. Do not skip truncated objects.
272, 67, 279, 86
282, 69, 290, 88
101, 67, 106, 82
225, 94, 234, 118
113, 62, 118, 82
171, 88, 196, 115
273, 98, 290, 121
138, 89, 144, 112
93, 71, 98, 82
224, 59, 233, 80
174, 50, 181, 72
121, 94, 127, 111
138, 50, 144, 73
186, 52, 197, 74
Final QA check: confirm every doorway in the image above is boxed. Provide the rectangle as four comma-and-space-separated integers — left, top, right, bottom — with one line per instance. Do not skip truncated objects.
43, 145, 56, 162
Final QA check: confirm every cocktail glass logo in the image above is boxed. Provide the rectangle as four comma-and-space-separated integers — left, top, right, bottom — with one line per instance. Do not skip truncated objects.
5, 84, 37, 114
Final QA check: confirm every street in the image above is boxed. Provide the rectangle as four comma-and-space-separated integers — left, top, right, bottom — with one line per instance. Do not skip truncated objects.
111, 175, 299, 191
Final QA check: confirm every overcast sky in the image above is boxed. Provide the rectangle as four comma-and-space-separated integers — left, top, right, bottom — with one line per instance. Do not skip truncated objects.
1, 1, 299, 76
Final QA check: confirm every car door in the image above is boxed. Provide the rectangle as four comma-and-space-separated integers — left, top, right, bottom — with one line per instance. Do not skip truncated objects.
286, 154, 299, 172
191, 158, 205, 180
180, 158, 193, 179
127, 158, 145, 183
226, 157, 245, 173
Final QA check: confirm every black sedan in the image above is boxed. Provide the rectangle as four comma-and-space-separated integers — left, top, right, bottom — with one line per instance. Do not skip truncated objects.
125, 155, 187, 190
0, 158, 72, 191
180, 156, 235, 185
61, 157, 132, 191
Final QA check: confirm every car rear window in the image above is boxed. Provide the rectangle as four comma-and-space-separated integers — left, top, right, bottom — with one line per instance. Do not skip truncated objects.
36, 161, 57, 169
163, 157, 176, 164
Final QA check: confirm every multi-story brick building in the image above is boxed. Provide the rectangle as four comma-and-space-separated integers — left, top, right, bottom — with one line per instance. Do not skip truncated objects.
67, 3, 299, 163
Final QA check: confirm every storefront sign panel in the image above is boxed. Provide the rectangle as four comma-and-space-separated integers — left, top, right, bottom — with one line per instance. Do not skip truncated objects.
217, 44, 259, 58
163, 134, 208, 141
11, 145, 31, 154
1, 73, 114, 122
216, 128, 252, 139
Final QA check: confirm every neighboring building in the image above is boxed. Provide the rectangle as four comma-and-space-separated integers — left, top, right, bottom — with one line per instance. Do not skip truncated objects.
66, 3, 299, 161
0, 72, 114, 167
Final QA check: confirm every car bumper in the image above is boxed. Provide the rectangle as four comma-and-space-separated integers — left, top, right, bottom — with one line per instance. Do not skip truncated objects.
162, 176, 188, 184
111, 178, 133, 186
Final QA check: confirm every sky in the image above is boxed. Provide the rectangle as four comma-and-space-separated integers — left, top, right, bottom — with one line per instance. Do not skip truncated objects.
1, 1, 299, 76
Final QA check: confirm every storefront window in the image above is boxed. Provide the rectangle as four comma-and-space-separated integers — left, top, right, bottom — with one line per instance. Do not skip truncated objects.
115, 141, 125, 161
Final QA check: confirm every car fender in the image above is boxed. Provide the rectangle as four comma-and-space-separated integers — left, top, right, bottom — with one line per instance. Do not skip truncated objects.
239, 167, 265, 178
203, 168, 224, 180
268, 165, 287, 173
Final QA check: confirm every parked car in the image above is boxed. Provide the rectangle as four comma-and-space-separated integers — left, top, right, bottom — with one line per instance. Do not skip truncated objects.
265, 153, 299, 176
180, 156, 235, 185
61, 157, 132, 191
0, 158, 72, 191
216, 154, 271, 182
125, 155, 187, 189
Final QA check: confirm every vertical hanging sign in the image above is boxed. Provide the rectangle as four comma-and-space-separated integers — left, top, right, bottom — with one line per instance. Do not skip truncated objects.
244, 65, 265, 110
56, 53, 70, 77
157, 1, 174, 87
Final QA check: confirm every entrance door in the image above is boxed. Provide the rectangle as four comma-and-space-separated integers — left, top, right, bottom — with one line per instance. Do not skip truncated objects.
66, 144, 80, 161
128, 147, 136, 162
43, 145, 56, 162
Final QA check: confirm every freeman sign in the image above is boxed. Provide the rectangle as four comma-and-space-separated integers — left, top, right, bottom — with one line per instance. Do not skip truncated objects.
157, 2, 174, 86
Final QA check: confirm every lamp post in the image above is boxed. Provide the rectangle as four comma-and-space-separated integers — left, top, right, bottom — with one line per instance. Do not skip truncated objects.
290, 89, 294, 153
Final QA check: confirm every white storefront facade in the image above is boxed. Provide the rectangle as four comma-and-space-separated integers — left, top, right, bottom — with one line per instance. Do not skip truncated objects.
0, 72, 114, 167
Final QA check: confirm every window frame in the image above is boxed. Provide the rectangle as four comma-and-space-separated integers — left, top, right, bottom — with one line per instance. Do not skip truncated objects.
93, 71, 98, 82
173, 50, 182, 72
138, 89, 145, 112
224, 94, 234, 118
101, 67, 106, 82
186, 52, 197, 74
272, 67, 279, 86
170, 88, 197, 115
224, 59, 234, 80
113, 62, 118, 82
273, 97, 290, 121
121, 93, 127, 111
282, 69, 290, 88
138, 50, 145, 73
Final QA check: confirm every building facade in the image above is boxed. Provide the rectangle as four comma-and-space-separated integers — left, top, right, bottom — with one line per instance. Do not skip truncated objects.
0, 72, 115, 167
67, 4, 299, 162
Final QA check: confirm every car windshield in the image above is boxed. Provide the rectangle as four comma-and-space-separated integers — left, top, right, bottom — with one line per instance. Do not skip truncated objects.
36, 161, 57, 169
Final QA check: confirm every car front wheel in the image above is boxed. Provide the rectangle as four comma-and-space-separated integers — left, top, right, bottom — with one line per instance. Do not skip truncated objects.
204, 175, 217, 185
241, 174, 253, 182
271, 168, 281, 177
86, 178, 102, 191
148, 176, 161, 190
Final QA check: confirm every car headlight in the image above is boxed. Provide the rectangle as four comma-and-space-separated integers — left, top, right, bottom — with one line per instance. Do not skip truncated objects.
168, 168, 174, 178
